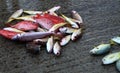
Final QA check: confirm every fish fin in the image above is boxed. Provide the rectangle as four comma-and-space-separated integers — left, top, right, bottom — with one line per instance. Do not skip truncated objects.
109, 40, 117, 46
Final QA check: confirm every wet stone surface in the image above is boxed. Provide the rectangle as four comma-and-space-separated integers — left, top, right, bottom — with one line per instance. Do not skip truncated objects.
0, 0, 120, 73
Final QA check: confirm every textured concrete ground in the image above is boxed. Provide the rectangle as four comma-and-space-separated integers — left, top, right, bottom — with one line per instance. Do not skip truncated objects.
0, 0, 120, 73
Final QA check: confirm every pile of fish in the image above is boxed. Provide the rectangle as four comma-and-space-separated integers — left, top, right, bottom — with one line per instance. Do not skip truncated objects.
0, 6, 84, 56
90, 36, 120, 71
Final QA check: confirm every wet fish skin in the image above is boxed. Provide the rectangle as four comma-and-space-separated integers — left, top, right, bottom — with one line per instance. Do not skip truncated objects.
11, 21, 38, 31
102, 52, 120, 64
33, 37, 48, 45
60, 35, 71, 46
111, 36, 120, 44
62, 14, 79, 28
72, 10, 83, 23
49, 22, 67, 32
116, 59, 120, 72
36, 27, 47, 32
7, 9, 23, 23
35, 18, 53, 30
46, 36, 54, 53
59, 27, 76, 34
12, 32, 53, 41
53, 42, 61, 56
47, 6, 61, 14
71, 28, 82, 41
13, 16, 36, 22
90, 44, 111, 55
3, 27, 24, 33
24, 11, 42, 15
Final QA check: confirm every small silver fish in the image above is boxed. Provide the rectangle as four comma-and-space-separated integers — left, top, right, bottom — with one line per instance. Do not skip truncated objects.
70, 18, 82, 24
36, 27, 47, 32
49, 22, 67, 32
46, 36, 54, 53
7, 9, 23, 23
3, 27, 24, 33
62, 14, 79, 28
111, 36, 120, 44
71, 10, 83, 23
60, 35, 71, 46
33, 37, 48, 45
59, 27, 76, 34
13, 16, 36, 22
116, 59, 120, 72
47, 6, 61, 14
12, 32, 53, 41
53, 42, 61, 56
102, 52, 120, 64
71, 28, 82, 41
24, 11, 42, 15
90, 44, 111, 55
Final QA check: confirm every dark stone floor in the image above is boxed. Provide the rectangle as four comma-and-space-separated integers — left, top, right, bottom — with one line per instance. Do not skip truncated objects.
0, 0, 120, 73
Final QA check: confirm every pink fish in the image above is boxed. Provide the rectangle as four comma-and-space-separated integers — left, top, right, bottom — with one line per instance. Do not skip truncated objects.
11, 21, 38, 31
34, 13, 65, 29
0, 30, 20, 39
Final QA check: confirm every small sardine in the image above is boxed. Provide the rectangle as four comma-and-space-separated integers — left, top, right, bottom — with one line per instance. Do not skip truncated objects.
102, 52, 120, 64
116, 59, 120, 72
53, 42, 61, 56
49, 22, 67, 32
71, 28, 82, 41
33, 37, 48, 45
60, 35, 71, 46
71, 10, 83, 23
90, 44, 111, 55
47, 6, 61, 13
36, 27, 47, 32
111, 36, 120, 44
70, 18, 82, 24
62, 14, 79, 28
46, 36, 54, 53
7, 9, 23, 23
3, 27, 24, 33
59, 27, 76, 34
14, 16, 36, 22
24, 11, 42, 15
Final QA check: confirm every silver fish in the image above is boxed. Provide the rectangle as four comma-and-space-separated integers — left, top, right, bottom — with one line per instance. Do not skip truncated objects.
70, 18, 82, 24
53, 42, 61, 56
36, 27, 47, 32
102, 52, 120, 64
90, 44, 111, 55
7, 9, 23, 23
111, 36, 120, 44
71, 28, 82, 41
12, 32, 53, 41
59, 27, 76, 34
33, 37, 48, 45
47, 6, 61, 14
46, 36, 54, 53
62, 14, 79, 28
24, 11, 42, 15
13, 16, 36, 22
116, 59, 120, 72
3, 27, 24, 33
49, 22, 67, 32
71, 10, 83, 23
60, 35, 71, 46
